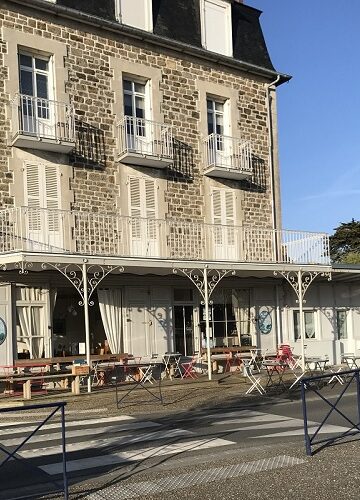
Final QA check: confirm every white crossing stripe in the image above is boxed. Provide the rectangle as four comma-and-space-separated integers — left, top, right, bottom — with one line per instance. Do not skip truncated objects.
212, 414, 293, 425
251, 424, 352, 439
1, 421, 160, 447
197, 410, 265, 420
40, 438, 235, 475
0, 415, 135, 436
18, 428, 194, 458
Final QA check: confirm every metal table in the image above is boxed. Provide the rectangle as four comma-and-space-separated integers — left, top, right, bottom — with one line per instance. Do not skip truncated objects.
262, 361, 288, 392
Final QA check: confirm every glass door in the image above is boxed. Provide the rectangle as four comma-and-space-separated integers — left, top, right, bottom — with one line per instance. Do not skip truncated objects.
174, 305, 194, 356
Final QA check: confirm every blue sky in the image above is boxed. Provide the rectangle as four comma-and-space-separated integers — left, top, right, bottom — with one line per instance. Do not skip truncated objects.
246, 0, 360, 235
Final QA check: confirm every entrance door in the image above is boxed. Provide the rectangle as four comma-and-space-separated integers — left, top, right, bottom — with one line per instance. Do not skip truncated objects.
174, 305, 194, 356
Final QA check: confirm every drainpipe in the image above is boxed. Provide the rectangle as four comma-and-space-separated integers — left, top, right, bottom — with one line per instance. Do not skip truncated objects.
266, 75, 281, 261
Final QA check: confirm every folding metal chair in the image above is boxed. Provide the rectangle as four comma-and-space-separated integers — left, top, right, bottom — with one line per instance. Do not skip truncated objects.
181, 356, 198, 379
244, 360, 265, 395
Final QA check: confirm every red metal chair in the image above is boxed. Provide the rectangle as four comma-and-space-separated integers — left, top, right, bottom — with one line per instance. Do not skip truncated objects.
181, 356, 198, 379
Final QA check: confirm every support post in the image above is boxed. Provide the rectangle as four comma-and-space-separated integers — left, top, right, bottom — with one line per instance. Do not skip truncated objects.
298, 270, 306, 371
82, 262, 91, 393
203, 268, 212, 381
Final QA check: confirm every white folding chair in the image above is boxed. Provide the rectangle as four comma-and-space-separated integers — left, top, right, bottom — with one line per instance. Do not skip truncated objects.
244, 360, 265, 395
327, 365, 345, 385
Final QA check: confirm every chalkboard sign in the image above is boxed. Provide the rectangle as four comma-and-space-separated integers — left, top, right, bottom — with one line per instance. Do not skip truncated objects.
258, 309, 272, 335
0, 317, 7, 346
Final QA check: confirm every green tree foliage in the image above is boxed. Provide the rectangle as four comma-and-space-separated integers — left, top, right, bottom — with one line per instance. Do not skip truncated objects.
329, 219, 360, 263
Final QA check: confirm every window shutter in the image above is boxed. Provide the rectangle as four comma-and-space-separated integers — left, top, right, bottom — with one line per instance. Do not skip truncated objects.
144, 178, 156, 240
25, 163, 41, 231
129, 177, 142, 240
44, 164, 60, 231
144, 179, 156, 219
212, 189, 222, 225
129, 177, 141, 219
204, 0, 229, 56
225, 191, 235, 226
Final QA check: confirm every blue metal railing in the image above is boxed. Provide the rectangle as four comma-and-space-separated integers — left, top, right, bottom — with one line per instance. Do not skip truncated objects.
301, 369, 360, 456
0, 402, 68, 499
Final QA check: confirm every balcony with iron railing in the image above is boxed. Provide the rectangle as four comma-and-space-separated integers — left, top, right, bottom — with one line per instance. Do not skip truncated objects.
0, 206, 331, 266
11, 94, 76, 153
117, 116, 174, 168
203, 134, 253, 180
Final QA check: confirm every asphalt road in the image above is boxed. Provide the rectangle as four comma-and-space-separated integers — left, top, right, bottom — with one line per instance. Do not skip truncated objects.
1, 380, 359, 499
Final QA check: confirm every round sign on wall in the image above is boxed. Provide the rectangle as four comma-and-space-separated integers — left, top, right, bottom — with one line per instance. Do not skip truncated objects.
0, 317, 7, 346
258, 308, 272, 335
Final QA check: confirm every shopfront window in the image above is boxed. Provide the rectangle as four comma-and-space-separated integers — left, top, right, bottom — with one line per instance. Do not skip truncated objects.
199, 289, 252, 347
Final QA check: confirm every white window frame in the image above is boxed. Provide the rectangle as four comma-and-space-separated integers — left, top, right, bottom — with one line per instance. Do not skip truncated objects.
200, 0, 233, 57
115, 0, 153, 32
123, 77, 151, 120
293, 309, 318, 341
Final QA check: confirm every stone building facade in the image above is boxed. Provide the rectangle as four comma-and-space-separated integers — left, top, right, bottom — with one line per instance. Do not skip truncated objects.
0, 0, 353, 367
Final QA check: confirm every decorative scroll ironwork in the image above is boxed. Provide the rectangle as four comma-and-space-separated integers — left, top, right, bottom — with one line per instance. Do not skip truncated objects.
14, 261, 33, 275
274, 270, 332, 303
173, 267, 235, 300
41, 262, 124, 306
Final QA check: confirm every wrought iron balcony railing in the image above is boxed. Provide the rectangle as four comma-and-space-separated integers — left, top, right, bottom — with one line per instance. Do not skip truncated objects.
0, 207, 330, 266
117, 116, 173, 168
11, 94, 75, 152
203, 133, 253, 180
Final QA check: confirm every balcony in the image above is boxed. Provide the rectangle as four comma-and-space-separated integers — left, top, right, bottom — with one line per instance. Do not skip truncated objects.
203, 134, 253, 180
11, 94, 75, 153
0, 206, 330, 266
117, 116, 173, 168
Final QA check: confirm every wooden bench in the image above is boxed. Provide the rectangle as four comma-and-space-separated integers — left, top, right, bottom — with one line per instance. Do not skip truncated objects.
0, 373, 82, 400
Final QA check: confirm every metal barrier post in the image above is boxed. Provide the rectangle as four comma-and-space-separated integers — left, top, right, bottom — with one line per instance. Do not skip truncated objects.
0, 402, 68, 499
61, 403, 69, 500
301, 380, 311, 456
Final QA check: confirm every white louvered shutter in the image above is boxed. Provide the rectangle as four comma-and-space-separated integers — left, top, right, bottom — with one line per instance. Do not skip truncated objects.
212, 188, 236, 258
145, 179, 156, 241
129, 177, 158, 256
129, 177, 142, 243
225, 190, 235, 246
25, 163, 41, 232
44, 164, 60, 232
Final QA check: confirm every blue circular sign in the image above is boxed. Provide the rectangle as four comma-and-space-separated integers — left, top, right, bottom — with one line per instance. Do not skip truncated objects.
0, 317, 6, 346
258, 309, 272, 335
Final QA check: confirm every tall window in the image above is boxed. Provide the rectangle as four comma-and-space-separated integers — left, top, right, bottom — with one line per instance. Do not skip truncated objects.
18, 52, 52, 135
207, 98, 224, 137
294, 310, 316, 340
336, 310, 348, 340
123, 79, 146, 120
201, 0, 232, 56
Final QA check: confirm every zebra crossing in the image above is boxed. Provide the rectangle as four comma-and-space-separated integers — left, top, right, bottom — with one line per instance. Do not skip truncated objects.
1, 414, 235, 478
0, 408, 351, 481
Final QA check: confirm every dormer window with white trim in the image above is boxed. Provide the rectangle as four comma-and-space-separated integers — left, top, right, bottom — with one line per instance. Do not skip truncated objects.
116, 0, 153, 32
201, 0, 233, 57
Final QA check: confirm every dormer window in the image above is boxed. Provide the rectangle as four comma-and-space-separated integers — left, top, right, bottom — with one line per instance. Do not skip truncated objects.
116, 0, 153, 32
200, 0, 233, 57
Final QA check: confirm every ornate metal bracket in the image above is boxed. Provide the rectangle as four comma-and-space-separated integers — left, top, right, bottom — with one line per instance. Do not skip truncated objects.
173, 267, 235, 301
14, 261, 33, 275
41, 262, 124, 306
274, 270, 331, 303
